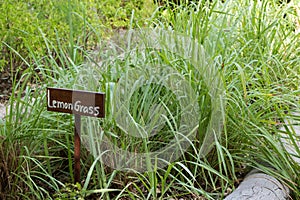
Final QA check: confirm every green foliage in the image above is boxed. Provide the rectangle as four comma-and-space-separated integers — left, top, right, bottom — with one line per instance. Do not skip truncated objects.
53, 183, 84, 200
100, 0, 151, 28
0, 0, 153, 72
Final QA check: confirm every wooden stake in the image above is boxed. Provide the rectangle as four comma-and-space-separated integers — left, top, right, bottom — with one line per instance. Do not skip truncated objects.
74, 114, 81, 184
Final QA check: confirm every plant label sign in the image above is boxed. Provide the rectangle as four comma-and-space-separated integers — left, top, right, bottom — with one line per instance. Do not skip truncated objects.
47, 87, 105, 184
47, 87, 105, 118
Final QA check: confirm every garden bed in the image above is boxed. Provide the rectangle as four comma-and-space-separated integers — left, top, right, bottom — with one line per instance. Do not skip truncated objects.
0, 0, 299, 199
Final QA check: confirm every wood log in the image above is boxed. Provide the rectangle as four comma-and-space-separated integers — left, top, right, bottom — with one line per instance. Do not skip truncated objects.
224, 169, 289, 200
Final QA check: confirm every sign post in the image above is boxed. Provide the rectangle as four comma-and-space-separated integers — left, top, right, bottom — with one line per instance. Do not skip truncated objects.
74, 114, 81, 183
47, 87, 105, 183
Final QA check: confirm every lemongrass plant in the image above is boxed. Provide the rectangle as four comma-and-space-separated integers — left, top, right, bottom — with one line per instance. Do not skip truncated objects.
0, 0, 299, 199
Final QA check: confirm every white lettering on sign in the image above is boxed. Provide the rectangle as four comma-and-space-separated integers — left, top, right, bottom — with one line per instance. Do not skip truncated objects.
47, 90, 100, 116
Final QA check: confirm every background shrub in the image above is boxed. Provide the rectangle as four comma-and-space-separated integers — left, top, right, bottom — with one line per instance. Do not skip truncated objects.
0, 0, 153, 73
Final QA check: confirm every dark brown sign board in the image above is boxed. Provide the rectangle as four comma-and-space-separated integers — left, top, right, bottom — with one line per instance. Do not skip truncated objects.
47, 87, 105, 184
47, 87, 105, 118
